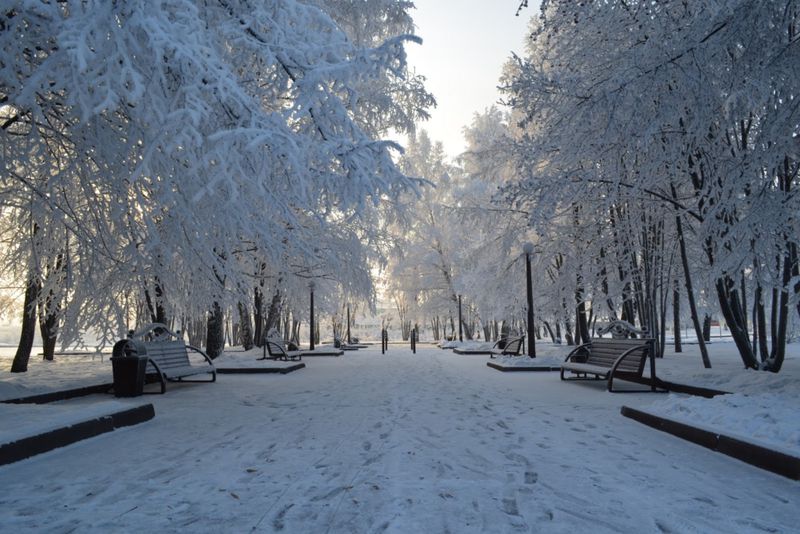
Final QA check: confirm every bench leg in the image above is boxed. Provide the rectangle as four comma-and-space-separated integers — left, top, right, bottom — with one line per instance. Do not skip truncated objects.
606, 372, 669, 393
145, 359, 168, 394
175, 372, 216, 384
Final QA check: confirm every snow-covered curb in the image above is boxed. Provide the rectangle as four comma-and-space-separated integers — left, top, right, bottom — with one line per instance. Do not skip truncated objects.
491, 354, 565, 368
621, 406, 800, 480
0, 399, 150, 445
643, 392, 800, 457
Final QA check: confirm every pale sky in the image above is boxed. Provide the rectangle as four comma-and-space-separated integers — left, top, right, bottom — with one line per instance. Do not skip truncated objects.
404, 1, 538, 159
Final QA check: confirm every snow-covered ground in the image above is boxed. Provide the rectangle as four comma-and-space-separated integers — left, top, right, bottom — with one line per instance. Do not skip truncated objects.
0, 352, 112, 401
0, 343, 797, 532
489, 343, 572, 368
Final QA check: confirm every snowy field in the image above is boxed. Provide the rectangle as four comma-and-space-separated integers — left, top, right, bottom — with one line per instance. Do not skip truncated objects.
0, 343, 798, 532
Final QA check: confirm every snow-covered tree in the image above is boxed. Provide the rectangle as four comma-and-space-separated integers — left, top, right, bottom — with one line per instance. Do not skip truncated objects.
386, 130, 481, 340
503, 0, 800, 370
1, 0, 432, 367
455, 107, 533, 339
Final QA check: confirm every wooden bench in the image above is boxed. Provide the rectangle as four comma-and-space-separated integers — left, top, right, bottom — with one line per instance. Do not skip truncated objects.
488, 335, 525, 358
560, 321, 659, 392
126, 324, 216, 394
259, 335, 302, 361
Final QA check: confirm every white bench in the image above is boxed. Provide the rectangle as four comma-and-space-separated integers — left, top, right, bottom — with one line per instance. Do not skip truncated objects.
126, 323, 216, 394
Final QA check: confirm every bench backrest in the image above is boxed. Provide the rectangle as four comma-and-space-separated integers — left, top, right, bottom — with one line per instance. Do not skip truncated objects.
502, 336, 524, 355
586, 338, 651, 374
144, 340, 191, 373
266, 336, 287, 357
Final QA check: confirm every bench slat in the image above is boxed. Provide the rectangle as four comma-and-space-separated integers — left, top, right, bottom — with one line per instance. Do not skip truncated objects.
143, 341, 213, 377
159, 365, 213, 379
591, 339, 646, 350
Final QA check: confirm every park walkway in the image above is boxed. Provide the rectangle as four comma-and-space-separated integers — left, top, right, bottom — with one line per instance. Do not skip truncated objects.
0, 346, 796, 532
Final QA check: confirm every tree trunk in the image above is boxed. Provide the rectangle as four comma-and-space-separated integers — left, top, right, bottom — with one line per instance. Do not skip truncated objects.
264, 289, 282, 336
751, 290, 758, 357
702, 314, 711, 343
714, 277, 759, 369
253, 286, 264, 347
599, 247, 618, 320
575, 292, 590, 346
763, 248, 792, 372
292, 319, 301, 344
237, 302, 254, 350
11, 275, 40, 373
672, 185, 711, 368
740, 271, 748, 340
155, 282, 167, 324
39, 309, 58, 362
672, 280, 682, 353
564, 318, 574, 346
205, 302, 225, 359
543, 321, 556, 343
187, 316, 205, 347
282, 311, 290, 341
793, 241, 800, 322
755, 283, 769, 362
770, 283, 779, 347
38, 251, 64, 361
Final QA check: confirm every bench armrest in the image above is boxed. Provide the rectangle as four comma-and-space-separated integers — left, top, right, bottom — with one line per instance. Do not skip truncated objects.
266, 340, 290, 359
564, 343, 592, 362
491, 338, 506, 350
609, 344, 648, 374
186, 344, 215, 366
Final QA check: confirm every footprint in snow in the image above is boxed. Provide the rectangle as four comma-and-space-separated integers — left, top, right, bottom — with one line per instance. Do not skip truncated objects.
310, 486, 348, 502
502, 497, 520, 516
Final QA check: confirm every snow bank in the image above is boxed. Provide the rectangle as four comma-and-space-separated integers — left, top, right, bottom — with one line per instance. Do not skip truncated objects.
0, 354, 112, 401
645, 341, 800, 456
645, 392, 800, 456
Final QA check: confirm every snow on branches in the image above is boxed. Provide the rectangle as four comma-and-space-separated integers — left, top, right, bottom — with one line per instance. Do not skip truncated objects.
0, 0, 432, 345
503, 0, 800, 369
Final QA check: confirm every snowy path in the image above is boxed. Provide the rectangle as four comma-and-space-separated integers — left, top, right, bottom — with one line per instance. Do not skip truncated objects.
0, 347, 796, 532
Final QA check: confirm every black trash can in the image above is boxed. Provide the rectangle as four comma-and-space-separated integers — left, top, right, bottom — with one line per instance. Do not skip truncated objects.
111, 339, 148, 397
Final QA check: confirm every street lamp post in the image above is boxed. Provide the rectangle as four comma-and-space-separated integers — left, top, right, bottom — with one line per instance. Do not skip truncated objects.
309, 281, 315, 351
524, 243, 536, 358
458, 294, 463, 342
